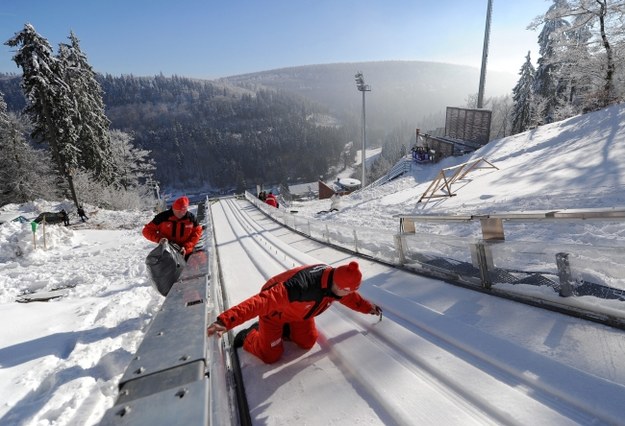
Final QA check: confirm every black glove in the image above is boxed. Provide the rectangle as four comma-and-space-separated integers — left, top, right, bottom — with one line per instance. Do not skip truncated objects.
370, 304, 383, 316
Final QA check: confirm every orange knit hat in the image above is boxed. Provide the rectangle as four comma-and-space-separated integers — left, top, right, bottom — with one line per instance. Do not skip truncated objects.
333, 261, 362, 291
172, 196, 189, 210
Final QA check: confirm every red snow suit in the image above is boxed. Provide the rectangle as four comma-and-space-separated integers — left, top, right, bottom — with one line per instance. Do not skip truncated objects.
265, 193, 278, 208
217, 264, 374, 363
142, 209, 203, 254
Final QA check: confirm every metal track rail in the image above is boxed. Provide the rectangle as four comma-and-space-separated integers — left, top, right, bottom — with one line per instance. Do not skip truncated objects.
99, 201, 238, 425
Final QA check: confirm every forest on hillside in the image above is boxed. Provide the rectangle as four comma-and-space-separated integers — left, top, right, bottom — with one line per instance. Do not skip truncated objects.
1, 73, 360, 191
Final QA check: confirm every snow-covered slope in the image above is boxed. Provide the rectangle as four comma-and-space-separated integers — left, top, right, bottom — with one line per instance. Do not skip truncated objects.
294, 104, 625, 239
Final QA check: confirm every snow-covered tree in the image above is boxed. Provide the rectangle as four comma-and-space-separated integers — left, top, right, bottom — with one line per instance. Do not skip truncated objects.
0, 92, 8, 130
5, 24, 81, 206
0, 92, 58, 204
58, 32, 117, 184
511, 52, 536, 134
489, 95, 513, 139
558, 10, 593, 113
530, 0, 625, 112
71, 168, 153, 211
584, 0, 619, 106
532, 0, 571, 123
108, 129, 155, 190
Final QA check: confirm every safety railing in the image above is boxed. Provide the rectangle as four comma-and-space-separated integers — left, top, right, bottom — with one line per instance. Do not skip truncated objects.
398, 209, 625, 284
247, 192, 400, 265
370, 157, 413, 187
246, 192, 625, 328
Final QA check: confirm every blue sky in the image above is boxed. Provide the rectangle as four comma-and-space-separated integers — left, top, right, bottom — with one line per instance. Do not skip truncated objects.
1, 0, 549, 79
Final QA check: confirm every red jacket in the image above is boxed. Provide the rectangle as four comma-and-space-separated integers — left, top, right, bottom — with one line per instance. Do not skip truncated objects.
218, 264, 373, 329
265, 194, 278, 208
142, 209, 203, 254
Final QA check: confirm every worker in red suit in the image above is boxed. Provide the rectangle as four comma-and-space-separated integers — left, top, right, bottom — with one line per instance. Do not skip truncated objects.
265, 191, 278, 208
206, 261, 382, 364
142, 196, 203, 259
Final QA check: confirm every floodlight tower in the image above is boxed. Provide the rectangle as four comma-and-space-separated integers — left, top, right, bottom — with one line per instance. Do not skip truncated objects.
355, 72, 371, 188
477, 0, 493, 109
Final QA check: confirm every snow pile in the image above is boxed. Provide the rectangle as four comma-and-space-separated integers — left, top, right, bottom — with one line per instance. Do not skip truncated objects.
0, 202, 162, 425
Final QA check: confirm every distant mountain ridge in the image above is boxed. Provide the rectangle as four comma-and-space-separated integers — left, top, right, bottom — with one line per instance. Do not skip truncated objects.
221, 60, 517, 133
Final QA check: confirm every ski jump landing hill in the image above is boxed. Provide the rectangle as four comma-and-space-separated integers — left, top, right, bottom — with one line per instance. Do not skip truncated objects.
99, 195, 625, 425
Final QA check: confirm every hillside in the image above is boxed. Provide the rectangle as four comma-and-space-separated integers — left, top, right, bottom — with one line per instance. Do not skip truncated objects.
1, 61, 517, 191
222, 61, 517, 131
293, 103, 625, 246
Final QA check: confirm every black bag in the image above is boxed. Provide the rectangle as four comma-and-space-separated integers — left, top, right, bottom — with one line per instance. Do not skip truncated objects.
145, 242, 186, 296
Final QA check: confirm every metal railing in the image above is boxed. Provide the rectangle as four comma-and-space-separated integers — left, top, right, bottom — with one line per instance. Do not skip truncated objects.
370, 157, 413, 187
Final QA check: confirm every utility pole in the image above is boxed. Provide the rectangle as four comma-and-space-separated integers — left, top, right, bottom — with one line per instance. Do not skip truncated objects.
477, 0, 493, 109
355, 72, 371, 188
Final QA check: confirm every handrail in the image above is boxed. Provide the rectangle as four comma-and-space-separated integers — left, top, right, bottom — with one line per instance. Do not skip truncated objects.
371, 157, 413, 187
397, 207, 625, 240
398, 207, 625, 222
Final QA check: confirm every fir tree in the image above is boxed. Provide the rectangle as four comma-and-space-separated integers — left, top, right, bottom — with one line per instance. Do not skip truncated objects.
533, 0, 570, 123
0, 91, 58, 204
58, 32, 117, 184
5, 23, 81, 206
511, 52, 536, 134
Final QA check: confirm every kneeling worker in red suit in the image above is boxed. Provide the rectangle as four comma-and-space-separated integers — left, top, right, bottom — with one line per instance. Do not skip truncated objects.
206, 261, 382, 364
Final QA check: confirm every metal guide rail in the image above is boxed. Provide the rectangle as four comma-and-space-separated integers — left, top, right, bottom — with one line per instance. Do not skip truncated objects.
99, 201, 236, 425
398, 207, 625, 240
396, 207, 625, 328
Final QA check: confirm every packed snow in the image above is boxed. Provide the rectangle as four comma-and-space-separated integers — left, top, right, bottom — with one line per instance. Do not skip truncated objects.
1, 104, 625, 425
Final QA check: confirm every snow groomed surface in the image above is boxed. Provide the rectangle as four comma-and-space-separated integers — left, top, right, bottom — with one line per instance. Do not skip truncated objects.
210, 197, 625, 425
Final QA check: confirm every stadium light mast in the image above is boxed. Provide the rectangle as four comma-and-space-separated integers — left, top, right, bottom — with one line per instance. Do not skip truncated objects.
355, 72, 371, 188
477, 0, 493, 109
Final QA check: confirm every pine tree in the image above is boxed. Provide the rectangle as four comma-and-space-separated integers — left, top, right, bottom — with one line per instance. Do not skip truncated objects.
58, 32, 117, 184
532, 0, 572, 123
5, 23, 81, 206
511, 52, 536, 134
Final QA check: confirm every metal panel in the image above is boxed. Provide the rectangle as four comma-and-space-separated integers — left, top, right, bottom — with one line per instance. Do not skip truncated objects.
158, 277, 207, 312
480, 218, 504, 241
180, 250, 209, 281
100, 379, 208, 426
117, 360, 205, 404
119, 285, 207, 385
